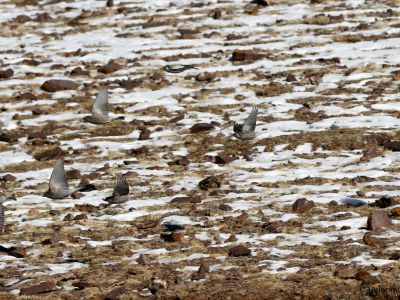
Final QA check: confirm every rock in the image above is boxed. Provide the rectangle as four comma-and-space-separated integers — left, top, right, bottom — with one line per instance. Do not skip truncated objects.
161, 232, 183, 242
389, 252, 400, 260
72, 280, 92, 290
137, 254, 151, 265
168, 157, 190, 166
138, 128, 151, 140
195, 72, 214, 82
229, 245, 251, 257
98, 61, 122, 74
106, 0, 113, 7
8, 247, 27, 258
334, 266, 356, 279
214, 155, 236, 164
252, 0, 270, 6
28, 132, 47, 140
0, 69, 14, 79
34, 147, 67, 161
226, 234, 238, 242
169, 114, 185, 123
198, 176, 221, 190
104, 287, 127, 300
211, 9, 222, 19
340, 226, 351, 230
231, 50, 264, 61
74, 213, 88, 221
190, 123, 215, 133
41, 79, 79, 92
15, 15, 30, 23
63, 213, 74, 221
75, 204, 98, 213
383, 141, 400, 151
70, 67, 89, 76
367, 210, 393, 231
15, 92, 37, 100
286, 73, 297, 82
20, 282, 56, 295
363, 232, 386, 247
374, 196, 397, 208
391, 207, 400, 216
118, 78, 142, 90
2, 174, 16, 182
130, 146, 149, 155
0, 132, 20, 143
170, 195, 201, 204
360, 149, 383, 161
71, 192, 85, 199
355, 270, 379, 284
218, 203, 232, 211
292, 198, 315, 213
178, 28, 199, 39
191, 263, 209, 280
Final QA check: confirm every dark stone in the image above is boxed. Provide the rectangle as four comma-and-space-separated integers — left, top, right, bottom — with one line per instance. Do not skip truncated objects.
226, 234, 238, 242
2, 174, 16, 182
168, 157, 190, 166
228, 245, 251, 257
20, 282, 56, 295
70, 67, 89, 76
198, 176, 221, 190
286, 73, 297, 82
137, 254, 151, 265
0, 69, 14, 79
292, 198, 315, 213
130, 146, 149, 155
73, 214, 88, 221
190, 123, 215, 133
383, 141, 400, 151
98, 61, 122, 74
34, 147, 67, 161
138, 128, 151, 140
214, 155, 236, 164
161, 232, 183, 242
41, 79, 79, 92
15, 92, 37, 100
363, 232, 386, 247
218, 203, 232, 211
231, 50, 264, 61
374, 196, 397, 208
191, 263, 209, 280
355, 270, 379, 284
367, 210, 393, 231
169, 113, 184, 123
104, 287, 127, 300
66, 169, 81, 180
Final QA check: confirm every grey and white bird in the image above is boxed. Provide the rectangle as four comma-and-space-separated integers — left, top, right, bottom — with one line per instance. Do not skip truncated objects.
84, 89, 111, 124
104, 176, 130, 204
43, 159, 76, 199
0, 196, 16, 234
233, 107, 258, 140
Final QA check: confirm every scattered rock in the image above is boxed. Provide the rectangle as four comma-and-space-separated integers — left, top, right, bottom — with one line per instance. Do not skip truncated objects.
292, 198, 315, 213
382, 141, 400, 151
334, 266, 356, 279
98, 61, 122, 74
367, 210, 393, 231
74, 213, 88, 221
169, 113, 184, 123
191, 263, 209, 280
106, 0, 113, 7
219, 203, 232, 211
138, 128, 151, 140
360, 149, 383, 161
15, 92, 37, 100
34, 147, 67, 161
130, 146, 149, 155
198, 176, 221, 190
70, 67, 89, 76
214, 155, 236, 164
355, 270, 379, 284
391, 207, 400, 217
226, 234, 238, 242
20, 282, 56, 295
363, 232, 386, 247
104, 287, 127, 300
231, 50, 264, 61
0, 69, 13, 79
190, 123, 215, 133
41, 79, 79, 92
195, 72, 214, 82
286, 73, 297, 82
168, 157, 190, 166
2, 174, 16, 182
229, 245, 251, 257
374, 196, 398, 208
66, 169, 81, 180
161, 232, 183, 242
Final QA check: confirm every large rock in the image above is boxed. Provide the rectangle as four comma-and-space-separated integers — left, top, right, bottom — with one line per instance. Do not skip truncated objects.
229, 244, 251, 257
367, 210, 393, 231
190, 123, 215, 133
198, 176, 221, 190
0, 68, 14, 79
41, 79, 79, 92
20, 282, 56, 295
292, 198, 315, 213
231, 50, 264, 61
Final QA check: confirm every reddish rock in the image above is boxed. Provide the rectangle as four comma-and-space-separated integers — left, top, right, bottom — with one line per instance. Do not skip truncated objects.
198, 176, 221, 190
168, 157, 190, 166
374, 196, 398, 208
383, 141, 400, 151
214, 155, 236, 165
34, 147, 67, 161
15, 92, 37, 100
41, 79, 79, 92
190, 123, 215, 133
191, 263, 209, 280
334, 266, 356, 279
98, 61, 122, 74
363, 232, 386, 247
8, 247, 27, 258
195, 72, 214, 82
211, 9, 222, 19
0, 69, 14, 79
360, 149, 383, 161
161, 232, 183, 242
367, 210, 393, 231
15, 15, 31, 23
231, 50, 264, 61
137, 254, 151, 265
391, 207, 400, 216
70, 67, 89, 76
229, 245, 251, 257
169, 113, 185, 123
20, 282, 56, 295
74, 213, 88, 221
286, 73, 297, 82
2, 174, 16, 182
226, 234, 238, 242
130, 146, 149, 155
292, 198, 315, 213
66, 169, 81, 180
219, 203, 232, 211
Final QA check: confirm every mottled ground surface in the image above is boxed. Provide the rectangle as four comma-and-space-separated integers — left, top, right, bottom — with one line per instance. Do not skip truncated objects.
0, 0, 400, 299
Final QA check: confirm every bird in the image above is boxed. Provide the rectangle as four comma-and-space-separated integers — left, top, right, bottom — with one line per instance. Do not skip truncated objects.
0, 196, 16, 234
104, 175, 130, 204
233, 107, 258, 140
84, 89, 111, 124
43, 159, 76, 199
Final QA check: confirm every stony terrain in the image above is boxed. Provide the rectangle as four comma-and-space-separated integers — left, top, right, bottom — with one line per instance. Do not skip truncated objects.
0, 0, 400, 299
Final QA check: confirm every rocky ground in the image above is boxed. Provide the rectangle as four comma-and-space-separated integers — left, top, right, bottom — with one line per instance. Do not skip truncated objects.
0, 0, 400, 299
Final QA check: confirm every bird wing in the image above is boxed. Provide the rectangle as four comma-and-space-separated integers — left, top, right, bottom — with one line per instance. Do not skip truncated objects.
113, 176, 129, 196
91, 89, 109, 119
242, 107, 258, 132
49, 159, 69, 191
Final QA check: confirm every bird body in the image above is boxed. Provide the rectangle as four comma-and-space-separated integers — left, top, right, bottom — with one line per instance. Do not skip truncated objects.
84, 89, 111, 124
105, 176, 130, 204
233, 107, 258, 140
43, 159, 76, 199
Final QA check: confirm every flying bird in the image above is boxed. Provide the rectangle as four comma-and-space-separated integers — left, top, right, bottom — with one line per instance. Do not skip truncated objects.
233, 107, 258, 140
84, 89, 111, 124
105, 176, 130, 204
43, 159, 76, 199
